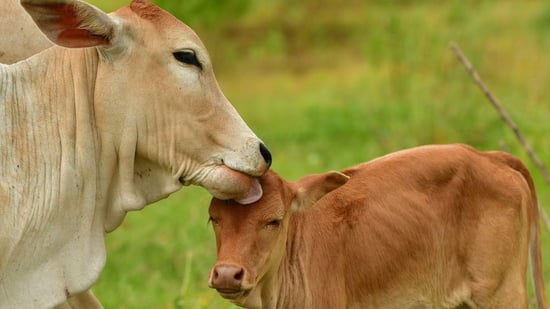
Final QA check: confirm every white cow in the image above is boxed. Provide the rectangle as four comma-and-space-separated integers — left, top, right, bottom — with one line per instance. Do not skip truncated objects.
0, 0, 272, 308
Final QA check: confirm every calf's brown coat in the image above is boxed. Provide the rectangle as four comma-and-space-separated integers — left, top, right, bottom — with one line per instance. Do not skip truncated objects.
208, 144, 546, 309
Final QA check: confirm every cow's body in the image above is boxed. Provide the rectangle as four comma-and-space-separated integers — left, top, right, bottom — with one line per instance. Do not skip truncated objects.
208, 144, 546, 309
0, 1, 271, 308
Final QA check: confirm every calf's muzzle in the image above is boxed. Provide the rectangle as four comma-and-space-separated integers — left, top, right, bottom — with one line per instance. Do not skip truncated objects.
209, 263, 245, 294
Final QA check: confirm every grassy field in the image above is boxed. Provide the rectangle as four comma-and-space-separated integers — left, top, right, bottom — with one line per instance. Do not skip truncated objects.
86, 0, 550, 307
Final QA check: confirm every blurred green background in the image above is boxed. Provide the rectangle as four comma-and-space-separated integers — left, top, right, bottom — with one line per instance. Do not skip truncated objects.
87, 0, 550, 307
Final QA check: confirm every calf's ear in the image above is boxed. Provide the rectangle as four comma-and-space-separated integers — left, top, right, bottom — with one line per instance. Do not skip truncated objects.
21, 0, 115, 48
291, 171, 349, 211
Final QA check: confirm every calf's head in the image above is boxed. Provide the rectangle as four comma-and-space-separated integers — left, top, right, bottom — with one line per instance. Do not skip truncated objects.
208, 170, 349, 307
21, 0, 271, 211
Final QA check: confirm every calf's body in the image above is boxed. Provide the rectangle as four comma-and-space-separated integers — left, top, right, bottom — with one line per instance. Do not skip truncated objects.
208, 144, 546, 309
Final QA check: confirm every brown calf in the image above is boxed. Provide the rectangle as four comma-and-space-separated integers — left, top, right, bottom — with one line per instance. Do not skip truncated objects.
208, 144, 547, 309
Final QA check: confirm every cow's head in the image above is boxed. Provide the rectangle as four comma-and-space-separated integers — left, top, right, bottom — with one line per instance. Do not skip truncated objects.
20, 0, 271, 222
208, 170, 349, 307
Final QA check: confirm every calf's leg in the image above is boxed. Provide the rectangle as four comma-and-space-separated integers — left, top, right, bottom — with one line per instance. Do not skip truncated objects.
465, 201, 529, 309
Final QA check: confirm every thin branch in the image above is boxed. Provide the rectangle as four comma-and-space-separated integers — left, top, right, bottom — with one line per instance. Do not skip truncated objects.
450, 42, 550, 231
541, 208, 550, 236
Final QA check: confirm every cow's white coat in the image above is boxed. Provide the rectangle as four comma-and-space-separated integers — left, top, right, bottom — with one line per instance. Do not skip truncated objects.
0, 1, 270, 307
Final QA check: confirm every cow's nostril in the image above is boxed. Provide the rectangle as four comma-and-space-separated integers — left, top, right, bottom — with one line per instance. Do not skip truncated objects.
259, 143, 272, 168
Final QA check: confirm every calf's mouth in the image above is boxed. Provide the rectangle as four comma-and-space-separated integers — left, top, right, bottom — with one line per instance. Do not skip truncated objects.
216, 288, 251, 301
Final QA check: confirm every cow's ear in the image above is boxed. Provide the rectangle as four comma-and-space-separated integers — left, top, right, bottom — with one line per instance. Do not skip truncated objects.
21, 0, 115, 48
291, 171, 349, 211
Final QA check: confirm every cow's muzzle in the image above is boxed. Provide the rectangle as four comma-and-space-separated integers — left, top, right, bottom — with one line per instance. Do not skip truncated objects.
259, 142, 272, 169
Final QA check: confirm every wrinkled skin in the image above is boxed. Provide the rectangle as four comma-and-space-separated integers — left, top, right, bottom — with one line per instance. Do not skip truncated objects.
0, 0, 271, 308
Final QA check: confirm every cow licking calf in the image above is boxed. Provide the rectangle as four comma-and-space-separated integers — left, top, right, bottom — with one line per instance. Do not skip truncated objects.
208, 144, 547, 309
0, 0, 271, 307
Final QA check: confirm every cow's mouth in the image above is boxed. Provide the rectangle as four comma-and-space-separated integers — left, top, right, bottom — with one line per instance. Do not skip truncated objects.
180, 164, 263, 204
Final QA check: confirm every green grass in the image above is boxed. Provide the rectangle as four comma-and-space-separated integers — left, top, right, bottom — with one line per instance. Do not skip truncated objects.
86, 0, 550, 307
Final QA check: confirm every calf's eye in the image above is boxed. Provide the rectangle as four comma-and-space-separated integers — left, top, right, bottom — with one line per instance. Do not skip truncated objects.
265, 219, 282, 229
208, 216, 219, 226
173, 50, 202, 69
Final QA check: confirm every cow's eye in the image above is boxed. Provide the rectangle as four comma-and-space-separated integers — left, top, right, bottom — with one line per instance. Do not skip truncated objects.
173, 50, 202, 69
265, 219, 282, 229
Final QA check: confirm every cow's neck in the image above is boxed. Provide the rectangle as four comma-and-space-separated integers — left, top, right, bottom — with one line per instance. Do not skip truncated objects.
12, 47, 181, 233
1, 46, 105, 239
80, 55, 183, 233
0, 47, 109, 308
0, 45, 183, 307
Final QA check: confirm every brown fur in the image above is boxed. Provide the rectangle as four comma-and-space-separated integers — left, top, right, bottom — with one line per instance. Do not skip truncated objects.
208, 144, 547, 309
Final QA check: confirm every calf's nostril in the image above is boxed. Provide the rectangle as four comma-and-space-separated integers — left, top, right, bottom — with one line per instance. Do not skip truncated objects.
259, 143, 272, 168
234, 268, 244, 281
